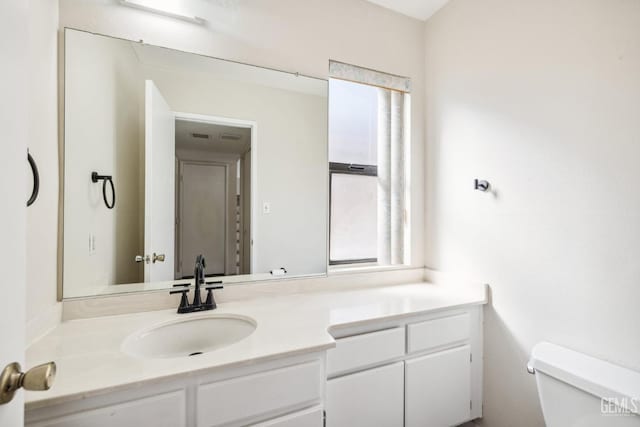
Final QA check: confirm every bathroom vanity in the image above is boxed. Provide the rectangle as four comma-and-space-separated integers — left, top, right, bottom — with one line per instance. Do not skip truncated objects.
24, 283, 486, 427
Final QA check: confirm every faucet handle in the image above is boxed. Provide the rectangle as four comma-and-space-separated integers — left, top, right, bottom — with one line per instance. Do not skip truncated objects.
172, 282, 190, 288
204, 280, 223, 289
204, 282, 223, 309
170, 284, 191, 313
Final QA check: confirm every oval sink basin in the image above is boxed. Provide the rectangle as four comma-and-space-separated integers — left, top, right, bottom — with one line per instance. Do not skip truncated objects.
122, 315, 256, 359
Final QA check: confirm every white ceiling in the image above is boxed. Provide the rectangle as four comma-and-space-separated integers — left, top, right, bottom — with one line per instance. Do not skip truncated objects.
365, 0, 450, 21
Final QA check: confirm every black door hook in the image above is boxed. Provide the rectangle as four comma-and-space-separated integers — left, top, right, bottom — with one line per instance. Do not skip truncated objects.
27, 150, 39, 207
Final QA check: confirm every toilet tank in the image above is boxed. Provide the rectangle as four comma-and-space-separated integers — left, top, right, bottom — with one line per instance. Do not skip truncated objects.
528, 342, 640, 427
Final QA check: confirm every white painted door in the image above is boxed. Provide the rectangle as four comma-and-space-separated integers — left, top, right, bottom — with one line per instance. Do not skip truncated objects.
326, 362, 404, 427
405, 345, 471, 427
180, 162, 227, 276
0, 0, 28, 424
144, 80, 175, 281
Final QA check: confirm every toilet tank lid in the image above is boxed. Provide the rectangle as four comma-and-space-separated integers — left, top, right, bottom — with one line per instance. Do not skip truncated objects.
529, 342, 640, 407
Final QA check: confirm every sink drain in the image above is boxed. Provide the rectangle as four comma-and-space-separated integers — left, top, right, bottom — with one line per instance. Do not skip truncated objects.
188, 351, 203, 357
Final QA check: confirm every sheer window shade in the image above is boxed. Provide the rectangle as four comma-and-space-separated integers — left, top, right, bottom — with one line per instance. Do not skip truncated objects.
329, 61, 409, 266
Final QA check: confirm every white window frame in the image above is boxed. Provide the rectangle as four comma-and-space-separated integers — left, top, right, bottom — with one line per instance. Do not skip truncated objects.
327, 61, 412, 271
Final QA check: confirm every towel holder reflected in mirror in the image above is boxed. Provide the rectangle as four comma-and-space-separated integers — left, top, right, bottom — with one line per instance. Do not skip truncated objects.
91, 171, 116, 209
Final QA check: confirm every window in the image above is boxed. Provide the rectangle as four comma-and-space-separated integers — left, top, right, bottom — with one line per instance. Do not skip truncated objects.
329, 62, 410, 267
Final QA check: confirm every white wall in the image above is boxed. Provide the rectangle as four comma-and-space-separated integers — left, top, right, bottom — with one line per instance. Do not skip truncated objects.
424, 1, 640, 425
57, 0, 426, 273
26, 0, 61, 341
64, 30, 143, 298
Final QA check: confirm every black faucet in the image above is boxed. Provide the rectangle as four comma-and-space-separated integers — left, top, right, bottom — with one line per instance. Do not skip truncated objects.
193, 255, 206, 307
169, 254, 223, 314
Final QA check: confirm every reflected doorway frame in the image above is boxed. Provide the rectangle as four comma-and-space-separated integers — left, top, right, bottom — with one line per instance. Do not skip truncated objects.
173, 111, 258, 275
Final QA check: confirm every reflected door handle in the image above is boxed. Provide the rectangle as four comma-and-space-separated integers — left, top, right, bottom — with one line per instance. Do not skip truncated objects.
153, 253, 165, 263
0, 362, 56, 405
135, 255, 150, 264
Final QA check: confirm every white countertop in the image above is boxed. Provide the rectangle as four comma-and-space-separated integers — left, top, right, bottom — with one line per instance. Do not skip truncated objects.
25, 282, 487, 409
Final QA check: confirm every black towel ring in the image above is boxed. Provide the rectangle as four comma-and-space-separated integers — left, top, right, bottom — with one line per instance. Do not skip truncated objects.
27, 150, 40, 207
91, 171, 115, 209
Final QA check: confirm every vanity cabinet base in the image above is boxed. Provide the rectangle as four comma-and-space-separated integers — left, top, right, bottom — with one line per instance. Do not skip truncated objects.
26, 390, 187, 427
26, 306, 483, 427
324, 306, 483, 427
25, 354, 324, 427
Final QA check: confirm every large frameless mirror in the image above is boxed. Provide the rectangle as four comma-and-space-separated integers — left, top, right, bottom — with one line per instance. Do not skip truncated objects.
62, 29, 328, 298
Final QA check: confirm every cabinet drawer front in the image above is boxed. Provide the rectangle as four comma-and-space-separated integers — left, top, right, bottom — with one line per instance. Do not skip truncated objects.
197, 360, 322, 427
26, 390, 186, 427
254, 407, 323, 427
407, 313, 470, 354
326, 362, 404, 427
327, 327, 405, 377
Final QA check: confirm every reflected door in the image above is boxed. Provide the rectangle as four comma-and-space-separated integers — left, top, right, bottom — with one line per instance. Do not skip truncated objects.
179, 162, 227, 276
144, 80, 175, 282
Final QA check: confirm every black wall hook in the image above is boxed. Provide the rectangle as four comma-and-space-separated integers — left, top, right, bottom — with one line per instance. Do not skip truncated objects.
91, 171, 115, 209
474, 179, 490, 192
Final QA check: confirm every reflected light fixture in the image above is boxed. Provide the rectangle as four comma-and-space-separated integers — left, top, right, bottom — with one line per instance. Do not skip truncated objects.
119, 0, 206, 25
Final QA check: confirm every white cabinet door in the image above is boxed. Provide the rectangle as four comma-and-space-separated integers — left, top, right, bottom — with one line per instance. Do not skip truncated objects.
326, 362, 404, 427
405, 345, 471, 427
254, 407, 323, 427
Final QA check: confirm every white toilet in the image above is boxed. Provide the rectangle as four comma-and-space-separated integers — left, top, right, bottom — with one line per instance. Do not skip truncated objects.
528, 342, 640, 427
